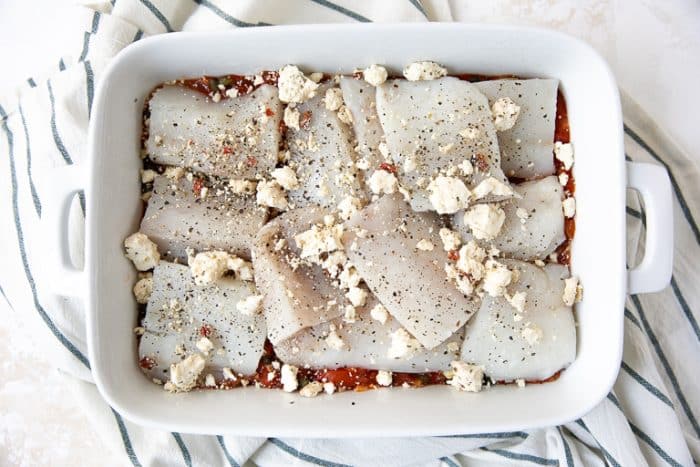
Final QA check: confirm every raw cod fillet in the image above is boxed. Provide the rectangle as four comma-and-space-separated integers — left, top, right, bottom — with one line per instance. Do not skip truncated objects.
139, 262, 267, 381
146, 84, 281, 179
140, 174, 267, 261
460, 259, 576, 381
344, 194, 480, 349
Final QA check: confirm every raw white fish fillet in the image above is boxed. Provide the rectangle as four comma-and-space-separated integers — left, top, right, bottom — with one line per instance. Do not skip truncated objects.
146, 84, 281, 179
376, 77, 510, 210
474, 79, 558, 179
253, 207, 347, 344
139, 261, 267, 381
453, 176, 565, 260
344, 194, 480, 349
460, 260, 576, 381
339, 77, 384, 169
140, 174, 267, 261
286, 84, 365, 208
274, 293, 464, 372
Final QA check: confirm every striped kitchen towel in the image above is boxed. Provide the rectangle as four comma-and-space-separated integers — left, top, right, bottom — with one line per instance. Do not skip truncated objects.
0, 1, 697, 465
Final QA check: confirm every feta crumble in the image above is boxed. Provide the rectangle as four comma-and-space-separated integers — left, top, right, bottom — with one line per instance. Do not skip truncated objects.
189, 250, 230, 285
387, 328, 420, 359
558, 172, 569, 186
562, 276, 582, 306
256, 180, 288, 209
403, 61, 447, 81
294, 222, 344, 259
300, 381, 324, 397
124, 232, 160, 271
229, 178, 256, 194
471, 177, 514, 199
141, 169, 156, 183
376, 370, 393, 387
506, 291, 527, 313
280, 364, 299, 392
277, 65, 319, 103
168, 353, 206, 392
554, 142, 574, 170
337, 105, 354, 125
370, 303, 389, 324
271, 166, 299, 190
491, 97, 521, 131
482, 260, 513, 297
462, 204, 506, 241
236, 294, 264, 316
196, 336, 214, 355
368, 170, 398, 195
448, 361, 483, 392
323, 382, 337, 394
403, 156, 417, 173
439, 228, 462, 252
337, 195, 361, 220
324, 87, 344, 111
562, 197, 576, 218
325, 328, 345, 350
345, 286, 368, 307
133, 275, 153, 304
522, 324, 543, 345
283, 106, 301, 130
456, 241, 486, 281
363, 64, 388, 86
427, 176, 471, 214
416, 239, 434, 251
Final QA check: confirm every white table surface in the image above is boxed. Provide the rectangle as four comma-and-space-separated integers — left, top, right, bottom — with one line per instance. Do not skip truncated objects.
0, 1, 698, 464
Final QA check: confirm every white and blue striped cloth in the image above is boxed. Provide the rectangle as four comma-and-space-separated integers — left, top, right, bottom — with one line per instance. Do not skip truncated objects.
0, 1, 697, 465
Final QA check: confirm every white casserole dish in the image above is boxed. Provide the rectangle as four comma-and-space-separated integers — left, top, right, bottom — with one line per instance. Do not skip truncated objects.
48, 24, 674, 437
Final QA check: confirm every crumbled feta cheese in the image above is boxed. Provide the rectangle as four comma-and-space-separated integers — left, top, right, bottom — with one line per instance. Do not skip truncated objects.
323, 382, 336, 394
370, 303, 389, 324
271, 166, 299, 190
309, 72, 324, 83
141, 169, 156, 184
168, 353, 206, 392
387, 328, 420, 359
516, 208, 529, 220
336, 105, 353, 124
222, 367, 237, 381
204, 374, 216, 387
229, 178, 256, 194
472, 177, 514, 199
280, 364, 299, 392
558, 172, 569, 186
345, 286, 367, 307
458, 159, 474, 176
236, 294, 264, 316
522, 324, 543, 345
337, 195, 361, 220
562, 276, 582, 306
133, 326, 145, 336
256, 180, 288, 209
300, 381, 324, 397
482, 260, 513, 297
416, 239, 434, 251
445, 263, 476, 296
462, 204, 505, 240
377, 142, 390, 159
456, 241, 487, 281
427, 176, 471, 214
368, 170, 398, 195
225, 88, 239, 99
376, 370, 393, 387
356, 158, 370, 170
196, 336, 214, 354
294, 222, 344, 259
492, 97, 521, 131
211, 92, 221, 103
439, 228, 462, 251
283, 106, 301, 130
343, 304, 357, 323
325, 328, 345, 350
562, 197, 576, 218
277, 65, 319, 103
534, 259, 546, 267
324, 87, 344, 111
124, 232, 160, 271
363, 64, 388, 86
189, 250, 231, 285
506, 291, 527, 313
554, 142, 574, 170
339, 265, 361, 289
133, 275, 153, 304
448, 361, 483, 392
516, 378, 526, 388
446, 341, 460, 353
403, 61, 447, 81
164, 166, 184, 180
459, 127, 480, 140
403, 156, 417, 173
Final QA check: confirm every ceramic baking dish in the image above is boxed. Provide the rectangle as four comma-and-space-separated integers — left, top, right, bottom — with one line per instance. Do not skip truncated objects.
49, 24, 674, 436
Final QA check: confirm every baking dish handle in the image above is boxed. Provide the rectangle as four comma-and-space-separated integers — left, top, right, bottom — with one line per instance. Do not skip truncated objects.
43, 164, 86, 298
626, 161, 673, 294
